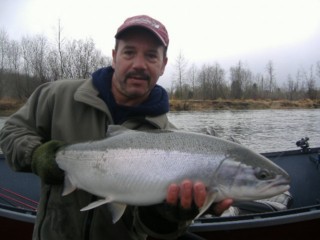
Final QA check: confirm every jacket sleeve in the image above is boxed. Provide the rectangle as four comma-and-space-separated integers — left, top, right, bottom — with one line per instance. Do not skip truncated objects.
0, 83, 54, 172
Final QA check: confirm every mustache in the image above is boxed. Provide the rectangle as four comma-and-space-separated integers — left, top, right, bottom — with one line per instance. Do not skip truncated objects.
125, 71, 151, 81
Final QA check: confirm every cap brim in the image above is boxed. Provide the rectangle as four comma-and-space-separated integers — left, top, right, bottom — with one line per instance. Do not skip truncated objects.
115, 25, 168, 47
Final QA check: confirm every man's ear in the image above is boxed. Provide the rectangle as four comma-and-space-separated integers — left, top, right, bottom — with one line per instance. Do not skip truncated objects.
160, 56, 168, 76
112, 49, 116, 68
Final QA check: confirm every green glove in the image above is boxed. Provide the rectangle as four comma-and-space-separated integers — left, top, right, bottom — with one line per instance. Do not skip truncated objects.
31, 140, 65, 184
154, 201, 199, 222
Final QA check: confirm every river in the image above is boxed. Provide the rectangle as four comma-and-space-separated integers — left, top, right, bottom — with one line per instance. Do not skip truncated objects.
168, 109, 320, 153
1, 109, 320, 153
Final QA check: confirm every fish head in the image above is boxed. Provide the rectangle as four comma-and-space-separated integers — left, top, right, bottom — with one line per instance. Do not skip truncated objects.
212, 147, 290, 201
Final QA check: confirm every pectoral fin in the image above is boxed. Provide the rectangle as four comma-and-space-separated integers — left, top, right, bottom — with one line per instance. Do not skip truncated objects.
108, 202, 127, 223
81, 198, 112, 211
80, 198, 127, 224
196, 191, 218, 218
62, 175, 77, 196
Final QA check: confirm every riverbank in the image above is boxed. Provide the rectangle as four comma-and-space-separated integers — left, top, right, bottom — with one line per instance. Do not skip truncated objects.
170, 99, 320, 111
0, 99, 24, 116
1, 98, 320, 116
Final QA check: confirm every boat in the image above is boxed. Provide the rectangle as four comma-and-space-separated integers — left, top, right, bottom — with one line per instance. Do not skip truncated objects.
1, 137, 320, 240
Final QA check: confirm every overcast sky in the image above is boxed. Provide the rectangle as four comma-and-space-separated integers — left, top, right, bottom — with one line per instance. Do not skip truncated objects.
1, 0, 320, 88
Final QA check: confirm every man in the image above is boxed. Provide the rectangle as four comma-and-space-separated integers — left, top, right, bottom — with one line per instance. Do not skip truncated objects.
0, 15, 231, 239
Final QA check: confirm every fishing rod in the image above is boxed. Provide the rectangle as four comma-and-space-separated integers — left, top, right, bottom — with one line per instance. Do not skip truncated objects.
0, 186, 38, 211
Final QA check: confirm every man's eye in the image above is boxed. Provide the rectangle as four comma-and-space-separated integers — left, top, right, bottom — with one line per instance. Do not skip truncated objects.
146, 53, 158, 61
124, 51, 134, 56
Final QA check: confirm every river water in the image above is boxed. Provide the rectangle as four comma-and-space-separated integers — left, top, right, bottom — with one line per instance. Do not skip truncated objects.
1, 109, 319, 153
168, 109, 320, 153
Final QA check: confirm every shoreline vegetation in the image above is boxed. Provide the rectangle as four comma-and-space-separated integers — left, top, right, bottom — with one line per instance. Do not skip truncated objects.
170, 99, 320, 111
0, 98, 319, 116
0, 99, 25, 116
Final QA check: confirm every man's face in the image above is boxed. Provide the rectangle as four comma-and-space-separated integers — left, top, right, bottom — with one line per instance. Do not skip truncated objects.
112, 28, 168, 105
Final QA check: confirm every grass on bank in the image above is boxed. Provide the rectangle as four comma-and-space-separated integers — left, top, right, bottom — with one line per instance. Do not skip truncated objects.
0, 98, 24, 116
169, 98, 320, 111
1, 98, 319, 116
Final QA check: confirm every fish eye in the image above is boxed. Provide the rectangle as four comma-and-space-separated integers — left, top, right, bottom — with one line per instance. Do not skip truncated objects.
254, 168, 273, 180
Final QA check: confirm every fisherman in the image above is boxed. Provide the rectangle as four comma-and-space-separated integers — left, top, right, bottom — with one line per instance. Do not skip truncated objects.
0, 15, 232, 240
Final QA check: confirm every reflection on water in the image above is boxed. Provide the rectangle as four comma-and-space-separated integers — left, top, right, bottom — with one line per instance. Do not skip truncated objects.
168, 109, 320, 153
1, 109, 320, 153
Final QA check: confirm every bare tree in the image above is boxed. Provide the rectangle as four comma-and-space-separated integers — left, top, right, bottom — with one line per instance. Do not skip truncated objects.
196, 63, 227, 100
46, 49, 60, 81
0, 29, 9, 73
265, 60, 276, 97
254, 73, 265, 99
7, 40, 21, 73
90, 49, 112, 72
197, 64, 211, 100
303, 65, 317, 99
230, 61, 252, 99
285, 74, 296, 100
21, 35, 49, 82
173, 51, 188, 99
187, 63, 197, 97
316, 61, 320, 81
55, 19, 66, 79
63, 38, 94, 79
208, 63, 226, 99
292, 69, 305, 99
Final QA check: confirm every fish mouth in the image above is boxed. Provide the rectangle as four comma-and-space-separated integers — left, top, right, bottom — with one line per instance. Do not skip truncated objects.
272, 174, 290, 185
262, 177, 291, 193
271, 182, 290, 191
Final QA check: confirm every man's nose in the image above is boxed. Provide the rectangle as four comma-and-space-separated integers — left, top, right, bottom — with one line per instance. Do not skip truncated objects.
132, 53, 147, 69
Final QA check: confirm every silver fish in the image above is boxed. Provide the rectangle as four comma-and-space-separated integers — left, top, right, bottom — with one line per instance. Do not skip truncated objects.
56, 125, 290, 223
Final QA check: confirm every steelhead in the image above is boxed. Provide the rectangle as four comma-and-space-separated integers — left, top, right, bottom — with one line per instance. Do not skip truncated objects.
56, 125, 290, 223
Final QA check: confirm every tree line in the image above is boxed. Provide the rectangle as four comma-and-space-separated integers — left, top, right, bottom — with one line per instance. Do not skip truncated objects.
1, 26, 319, 101
171, 52, 320, 101
0, 25, 111, 100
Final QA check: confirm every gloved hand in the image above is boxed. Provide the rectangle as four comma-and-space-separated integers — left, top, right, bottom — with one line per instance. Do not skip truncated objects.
138, 202, 199, 234
155, 201, 199, 222
31, 140, 65, 184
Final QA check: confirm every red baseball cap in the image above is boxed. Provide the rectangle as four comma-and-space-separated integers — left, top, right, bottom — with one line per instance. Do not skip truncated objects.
115, 15, 169, 47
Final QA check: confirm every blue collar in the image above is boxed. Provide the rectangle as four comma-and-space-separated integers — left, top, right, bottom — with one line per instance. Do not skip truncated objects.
92, 66, 169, 124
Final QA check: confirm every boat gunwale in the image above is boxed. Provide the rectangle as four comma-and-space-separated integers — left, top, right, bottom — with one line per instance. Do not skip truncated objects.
0, 203, 36, 223
191, 203, 320, 231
